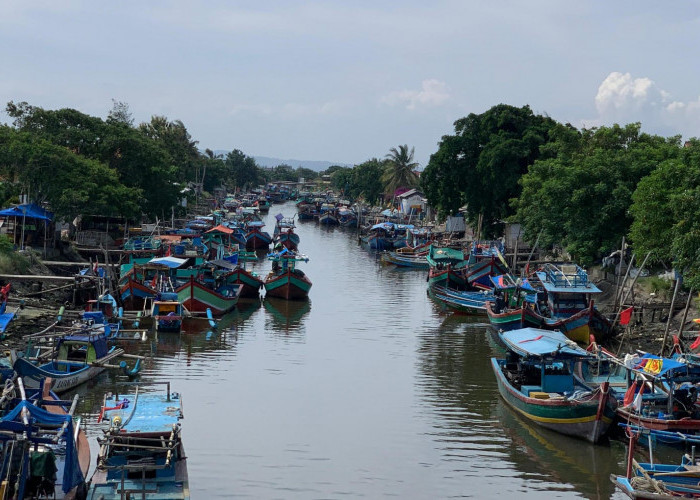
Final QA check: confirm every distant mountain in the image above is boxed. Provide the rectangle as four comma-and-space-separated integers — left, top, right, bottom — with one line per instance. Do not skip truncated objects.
212, 151, 352, 171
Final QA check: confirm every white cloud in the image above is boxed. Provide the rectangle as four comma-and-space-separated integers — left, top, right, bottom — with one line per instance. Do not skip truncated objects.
590, 72, 700, 137
594, 72, 661, 116
381, 79, 450, 110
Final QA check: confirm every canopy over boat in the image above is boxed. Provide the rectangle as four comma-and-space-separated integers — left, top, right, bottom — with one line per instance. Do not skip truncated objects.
427, 245, 464, 263
148, 256, 188, 268
490, 274, 536, 292
500, 328, 590, 358
205, 224, 234, 235
536, 263, 602, 294
371, 222, 394, 231
625, 353, 700, 380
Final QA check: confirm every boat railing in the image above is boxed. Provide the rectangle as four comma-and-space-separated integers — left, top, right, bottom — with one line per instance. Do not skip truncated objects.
541, 263, 589, 288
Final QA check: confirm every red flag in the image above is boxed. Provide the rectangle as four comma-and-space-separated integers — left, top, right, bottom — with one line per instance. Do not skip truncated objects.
691, 333, 700, 351
620, 306, 634, 326
623, 380, 638, 407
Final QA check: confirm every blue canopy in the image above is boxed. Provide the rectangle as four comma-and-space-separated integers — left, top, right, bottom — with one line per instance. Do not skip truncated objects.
148, 256, 188, 268
632, 353, 688, 378
371, 222, 394, 231
0, 401, 82, 493
500, 328, 590, 358
0, 203, 53, 221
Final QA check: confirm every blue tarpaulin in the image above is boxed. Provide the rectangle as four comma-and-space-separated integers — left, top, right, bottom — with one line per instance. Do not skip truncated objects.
0, 203, 53, 221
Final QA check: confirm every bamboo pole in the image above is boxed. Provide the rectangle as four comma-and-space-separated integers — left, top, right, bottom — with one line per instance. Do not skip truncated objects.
613, 237, 625, 312
612, 251, 652, 330
677, 288, 695, 340
615, 253, 636, 309
660, 275, 682, 356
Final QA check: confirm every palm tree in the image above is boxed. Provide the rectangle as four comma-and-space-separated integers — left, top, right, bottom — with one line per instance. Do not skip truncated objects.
382, 145, 419, 199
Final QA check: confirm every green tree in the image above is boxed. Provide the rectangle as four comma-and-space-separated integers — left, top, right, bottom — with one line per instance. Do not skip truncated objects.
628, 139, 700, 285
225, 149, 260, 191
516, 123, 680, 263
422, 104, 558, 236
0, 126, 140, 220
382, 145, 419, 197
138, 116, 200, 184
352, 159, 385, 204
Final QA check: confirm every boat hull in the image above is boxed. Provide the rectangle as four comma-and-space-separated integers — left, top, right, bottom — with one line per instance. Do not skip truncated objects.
228, 268, 264, 298
491, 358, 615, 443
176, 277, 241, 315
14, 357, 105, 394
264, 270, 312, 300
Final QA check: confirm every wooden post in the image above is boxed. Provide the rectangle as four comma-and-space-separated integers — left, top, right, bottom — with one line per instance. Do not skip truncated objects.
660, 275, 682, 356
512, 228, 519, 274
677, 288, 695, 340
613, 237, 625, 312
612, 252, 652, 330
615, 253, 635, 310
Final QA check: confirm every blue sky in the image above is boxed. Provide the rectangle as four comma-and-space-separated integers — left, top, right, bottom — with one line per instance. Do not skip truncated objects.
2, 1, 700, 167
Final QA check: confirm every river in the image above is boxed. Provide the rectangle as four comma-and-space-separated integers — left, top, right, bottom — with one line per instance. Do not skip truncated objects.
70, 201, 653, 499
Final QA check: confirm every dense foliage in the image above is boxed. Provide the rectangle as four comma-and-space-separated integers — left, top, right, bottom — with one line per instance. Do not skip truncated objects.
516, 123, 680, 264
330, 159, 386, 204
0, 101, 320, 221
421, 104, 558, 237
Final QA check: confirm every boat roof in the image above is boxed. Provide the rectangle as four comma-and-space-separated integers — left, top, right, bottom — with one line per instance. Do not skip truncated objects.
536, 263, 601, 294
628, 353, 699, 379
205, 224, 234, 235
500, 328, 590, 358
148, 256, 188, 269
103, 390, 183, 434
490, 274, 536, 292
428, 246, 464, 262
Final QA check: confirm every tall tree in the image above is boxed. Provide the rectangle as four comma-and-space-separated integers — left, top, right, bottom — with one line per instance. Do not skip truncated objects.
382, 145, 419, 197
516, 123, 680, 263
422, 104, 558, 236
225, 149, 260, 190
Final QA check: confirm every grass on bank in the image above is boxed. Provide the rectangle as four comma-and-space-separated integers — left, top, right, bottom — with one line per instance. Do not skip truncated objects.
0, 235, 31, 275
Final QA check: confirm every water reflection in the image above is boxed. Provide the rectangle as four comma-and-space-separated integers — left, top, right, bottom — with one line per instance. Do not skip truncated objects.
493, 398, 621, 499
263, 297, 311, 336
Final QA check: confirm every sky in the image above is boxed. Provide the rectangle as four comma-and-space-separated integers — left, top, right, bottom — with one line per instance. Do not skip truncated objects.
2, 1, 700, 167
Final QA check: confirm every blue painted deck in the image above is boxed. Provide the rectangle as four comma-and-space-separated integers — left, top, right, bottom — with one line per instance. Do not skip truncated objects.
102, 391, 183, 434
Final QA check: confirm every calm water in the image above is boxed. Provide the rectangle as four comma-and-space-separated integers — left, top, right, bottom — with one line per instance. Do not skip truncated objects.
70, 202, 645, 499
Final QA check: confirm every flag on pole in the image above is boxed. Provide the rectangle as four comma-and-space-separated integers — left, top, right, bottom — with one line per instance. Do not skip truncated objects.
632, 381, 645, 412
620, 306, 634, 326
691, 333, 700, 350
622, 380, 638, 407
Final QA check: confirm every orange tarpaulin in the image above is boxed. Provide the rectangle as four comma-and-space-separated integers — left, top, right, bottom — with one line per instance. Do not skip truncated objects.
205, 225, 234, 235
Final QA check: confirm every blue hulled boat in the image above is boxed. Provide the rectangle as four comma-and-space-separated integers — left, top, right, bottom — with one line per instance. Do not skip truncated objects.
89, 384, 189, 499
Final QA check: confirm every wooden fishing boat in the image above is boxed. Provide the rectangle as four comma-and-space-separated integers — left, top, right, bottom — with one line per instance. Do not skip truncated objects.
464, 240, 509, 290
245, 221, 272, 250
318, 204, 339, 225
264, 250, 312, 300
429, 285, 495, 315
361, 223, 394, 250
151, 292, 184, 332
492, 328, 616, 443
176, 276, 242, 316
0, 378, 90, 499
273, 216, 301, 251
488, 265, 611, 344
380, 251, 429, 269
14, 329, 140, 393
580, 350, 700, 434
611, 436, 700, 499
227, 266, 264, 298
533, 263, 612, 344
89, 384, 189, 499
426, 244, 467, 290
